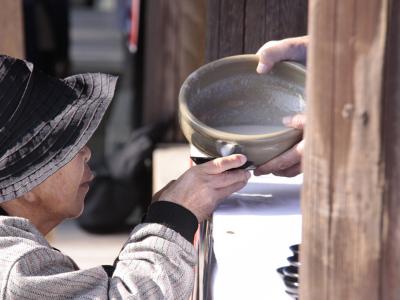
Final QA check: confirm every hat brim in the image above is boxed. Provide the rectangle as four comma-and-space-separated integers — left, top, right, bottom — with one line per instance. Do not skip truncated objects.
0, 72, 117, 202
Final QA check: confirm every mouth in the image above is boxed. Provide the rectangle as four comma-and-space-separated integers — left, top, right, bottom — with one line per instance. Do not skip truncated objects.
81, 169, 95, 186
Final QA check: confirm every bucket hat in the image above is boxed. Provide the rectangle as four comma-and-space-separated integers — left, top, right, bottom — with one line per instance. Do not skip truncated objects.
0, 55, 117, 202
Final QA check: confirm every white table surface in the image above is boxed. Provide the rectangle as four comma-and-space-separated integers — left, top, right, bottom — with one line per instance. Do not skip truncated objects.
210, 174, 302, 300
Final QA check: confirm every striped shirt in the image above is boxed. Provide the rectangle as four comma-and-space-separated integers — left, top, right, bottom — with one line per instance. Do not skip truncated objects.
0, 202, 198, 299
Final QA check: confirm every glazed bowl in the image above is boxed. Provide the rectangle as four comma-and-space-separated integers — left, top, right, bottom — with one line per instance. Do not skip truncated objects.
179, 54, 306, 167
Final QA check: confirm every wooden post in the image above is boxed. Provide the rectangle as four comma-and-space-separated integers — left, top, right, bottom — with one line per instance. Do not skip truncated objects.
0, 0, 24, 58
142, 0, 206, 141
301, 0, 400, 299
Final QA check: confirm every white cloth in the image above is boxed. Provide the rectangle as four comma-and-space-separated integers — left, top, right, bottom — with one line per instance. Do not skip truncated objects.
211, 174, 302, 300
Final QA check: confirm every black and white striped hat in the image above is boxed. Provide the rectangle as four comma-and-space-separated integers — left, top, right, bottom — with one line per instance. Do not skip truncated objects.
0, 55, 117, 202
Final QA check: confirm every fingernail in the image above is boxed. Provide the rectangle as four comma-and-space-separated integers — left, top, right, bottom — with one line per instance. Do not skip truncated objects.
282, 116, 292, 126
239, 155, 247, 164
256, 63, 269, 74
253, 169, 260, 176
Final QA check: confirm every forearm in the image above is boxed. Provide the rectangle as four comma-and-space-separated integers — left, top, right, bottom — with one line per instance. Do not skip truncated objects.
110, 223, 197, 299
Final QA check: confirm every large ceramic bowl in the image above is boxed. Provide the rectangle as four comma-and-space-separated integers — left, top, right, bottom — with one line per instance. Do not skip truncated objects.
179, 54, 306, 167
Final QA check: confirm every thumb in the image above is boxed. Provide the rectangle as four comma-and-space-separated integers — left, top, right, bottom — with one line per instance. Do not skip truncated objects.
256, 40, 288, 74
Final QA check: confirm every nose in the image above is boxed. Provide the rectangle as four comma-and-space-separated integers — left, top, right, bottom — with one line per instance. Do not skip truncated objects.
81, 146, 92, 163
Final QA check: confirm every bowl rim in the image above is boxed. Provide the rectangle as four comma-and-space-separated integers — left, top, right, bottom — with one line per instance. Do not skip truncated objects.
179, 54, 306, 142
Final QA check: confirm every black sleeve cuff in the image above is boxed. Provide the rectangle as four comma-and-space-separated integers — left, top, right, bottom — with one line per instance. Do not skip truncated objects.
143, 201, 198, 243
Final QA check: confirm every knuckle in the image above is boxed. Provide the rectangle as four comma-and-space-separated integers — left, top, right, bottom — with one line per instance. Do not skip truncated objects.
295, 141, 304, 154
213, 159, 224, 173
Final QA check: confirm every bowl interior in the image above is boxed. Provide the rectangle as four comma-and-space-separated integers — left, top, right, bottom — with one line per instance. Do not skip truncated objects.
182, 55, 305, 137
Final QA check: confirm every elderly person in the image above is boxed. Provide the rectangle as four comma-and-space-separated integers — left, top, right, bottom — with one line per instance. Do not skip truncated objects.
0, 55, 251, 299
254, 35, 308, 177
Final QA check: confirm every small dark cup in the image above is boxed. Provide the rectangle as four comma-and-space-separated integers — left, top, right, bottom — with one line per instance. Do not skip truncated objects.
276, 266, 285, 279
289, 244, 300, 256
283, 265, 299, 279
287, 255, 300, 268
283, 276, 299, 295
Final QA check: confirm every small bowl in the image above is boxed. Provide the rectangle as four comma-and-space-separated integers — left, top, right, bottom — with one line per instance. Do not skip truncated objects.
289, 244, 300, 256
179, 54, 306, 167
285, 290, 299, 299
276, 266, 285, 279
282, 265, 299, 279
283, 275, 299, 285
277, 267, 299, 298
283, 277, 299, 295
287, 256, 300, 268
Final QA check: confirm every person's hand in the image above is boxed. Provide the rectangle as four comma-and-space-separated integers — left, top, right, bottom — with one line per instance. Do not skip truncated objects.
255, 36, 308, 177
254, 114, 305, 177
157, 154, 251, 222
152, 181, 175, 203
256, 35, 308, 73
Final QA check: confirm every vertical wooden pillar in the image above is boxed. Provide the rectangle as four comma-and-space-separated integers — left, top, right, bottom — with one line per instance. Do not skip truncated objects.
380, 2, 400, 298
206, 0, 308, 61
0, 0, 24, 58
301, 0, 400, 299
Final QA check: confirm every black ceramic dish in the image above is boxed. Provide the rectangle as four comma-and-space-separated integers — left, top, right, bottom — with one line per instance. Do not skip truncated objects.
276, 267, 285, 279
285, 290, 299, 299
277, 267, 299, 298
283, 265, 299, 279
287, 255, 300, 268
277, 244, 301, 299
283, 274, 298, 284
289, 244, 300, 255
283, 277, 299, 295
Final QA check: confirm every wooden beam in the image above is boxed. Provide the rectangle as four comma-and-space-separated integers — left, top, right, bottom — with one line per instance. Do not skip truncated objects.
0, 0, 24, 58
301, 0, 400, 299
142, 0, 206, 141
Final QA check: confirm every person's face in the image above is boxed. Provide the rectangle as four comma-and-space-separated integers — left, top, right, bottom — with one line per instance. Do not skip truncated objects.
30, 146, 94, 219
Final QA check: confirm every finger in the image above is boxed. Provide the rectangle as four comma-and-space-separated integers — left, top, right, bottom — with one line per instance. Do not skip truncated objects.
215, 180, 248, 201
282, 113, 306, 130
201, 154, 247, 175
256, 40, 287, 73
211, 169, 251, 188
254, 141, 304, 176
272, 163, 302, 177
256, 36, 308, 74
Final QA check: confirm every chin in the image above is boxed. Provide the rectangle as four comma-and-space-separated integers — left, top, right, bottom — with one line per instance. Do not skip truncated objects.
67, 203, 85, 219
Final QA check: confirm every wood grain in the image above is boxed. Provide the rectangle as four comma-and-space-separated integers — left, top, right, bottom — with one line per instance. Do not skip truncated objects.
218, 0, 245, 57
206, 0, 308, 61
301, 0, 399, 299
142, 0, 206, 141
244, 0, 266, 53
